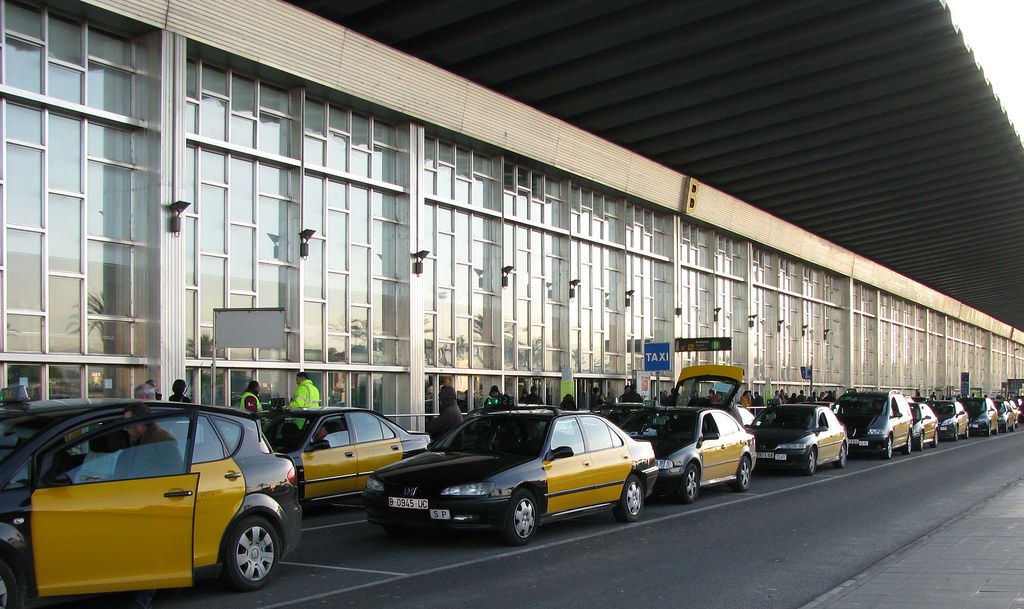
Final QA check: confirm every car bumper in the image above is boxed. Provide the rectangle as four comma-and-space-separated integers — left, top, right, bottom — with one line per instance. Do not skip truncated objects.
969, 422, 990, 432
845, 436, 889, 452
937, 425, 960, 439
753, 450, 811, 470
363, 492, 510, 531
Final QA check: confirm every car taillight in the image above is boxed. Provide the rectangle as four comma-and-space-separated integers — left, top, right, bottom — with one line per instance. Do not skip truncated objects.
286, 463, 297, 487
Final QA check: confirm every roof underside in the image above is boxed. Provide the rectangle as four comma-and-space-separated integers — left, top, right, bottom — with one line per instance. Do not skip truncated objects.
286, 0, 1024, 330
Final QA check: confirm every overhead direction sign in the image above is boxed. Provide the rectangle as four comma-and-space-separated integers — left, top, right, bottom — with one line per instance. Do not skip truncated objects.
643, 342, 671, 371
674, 337, 733, 353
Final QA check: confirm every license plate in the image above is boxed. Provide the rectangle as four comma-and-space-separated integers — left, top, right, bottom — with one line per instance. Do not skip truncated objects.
389, 497, 428, 509
756, 452, 774, 459
850, 439, 867, 446
774, 454, 787, 461
430, 509, 450, 520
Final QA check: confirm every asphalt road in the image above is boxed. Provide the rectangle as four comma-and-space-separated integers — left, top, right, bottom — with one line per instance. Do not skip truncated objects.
52, 429, 1024, 609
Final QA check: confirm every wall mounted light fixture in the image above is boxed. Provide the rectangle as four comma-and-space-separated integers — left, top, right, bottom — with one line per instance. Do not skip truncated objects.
168, 200, 191, 235
411, 250, 430, 275
501, 265, 514, 287
823, 328, 831, 341
569, 279, 581, 299
713, 307, 722, 322
777, 320, 785, 332
298, 229, 316, 259
748, 314, 757, 328
625, 289, 635, 308
802, 324, 809, 337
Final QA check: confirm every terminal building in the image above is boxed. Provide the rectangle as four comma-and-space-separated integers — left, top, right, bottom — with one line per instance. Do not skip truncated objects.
2, 0, 1022, 427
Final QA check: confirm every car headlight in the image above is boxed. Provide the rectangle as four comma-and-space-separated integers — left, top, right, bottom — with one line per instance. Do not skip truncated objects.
941, 418, 954, 426
974, 416, 988, 423
655, 459, 678, 470
440, 482, 495, 496
776, 443, 809, 450
866, 428, 885, 435
365, 476, 384, 492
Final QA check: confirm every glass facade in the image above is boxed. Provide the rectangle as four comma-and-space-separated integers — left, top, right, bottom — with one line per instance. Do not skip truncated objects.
0, 0, 1016, 421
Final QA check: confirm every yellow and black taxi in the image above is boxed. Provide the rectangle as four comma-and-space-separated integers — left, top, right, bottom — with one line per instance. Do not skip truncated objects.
747, 404, 848, 476
0, 392, 301, 608
616, 406, 755, 503
908, 401, 940, 450
262, 407, 428, 503
833, 390, 914, 459
962, 397, 999, 437
362, 407, 657, 546
996, 399, 1018, 432
923, 399, 969, 441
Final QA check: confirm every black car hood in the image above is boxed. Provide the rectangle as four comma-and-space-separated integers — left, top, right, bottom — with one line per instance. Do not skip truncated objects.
749, 428, 812, 449
373, 450, 530, 489
835, 414, 880, 434
650, 438, 696, 458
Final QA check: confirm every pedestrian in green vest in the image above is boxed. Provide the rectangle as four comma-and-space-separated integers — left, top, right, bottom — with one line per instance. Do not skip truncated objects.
289, 371, 321, 409
240, 380, 262, 413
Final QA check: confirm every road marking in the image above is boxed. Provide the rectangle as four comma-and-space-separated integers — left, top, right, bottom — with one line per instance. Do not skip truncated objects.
302, 520, 366, 532
281, 561, 406, 576
263, 437, 987, 608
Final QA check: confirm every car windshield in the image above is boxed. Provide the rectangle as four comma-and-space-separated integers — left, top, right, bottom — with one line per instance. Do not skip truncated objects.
752, 408, 814, 431
0, 412, 55, 464
835, 396, 884, 416
433, 415, 550, 457
930, 403, 955, 418
675, 377, 739, 408
962, 400, 987, 417
618, 410, 698, 445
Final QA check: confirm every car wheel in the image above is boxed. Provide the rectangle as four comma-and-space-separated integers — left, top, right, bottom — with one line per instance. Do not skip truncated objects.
612, 474, 644, 522
677, 462, 700, 504
881, 435, 893, 460
0, 558, 22, 609
499, 488, 538, 546
222, 516, 280, 592
833, 442, 848, 469
803, 447, 817, 476
730, 455, 752, 492
932, 430, 939, 448
913, 431, 923, 452
952, 428, 958, 442
987, 424, 993, 437
901, 432, 912, 455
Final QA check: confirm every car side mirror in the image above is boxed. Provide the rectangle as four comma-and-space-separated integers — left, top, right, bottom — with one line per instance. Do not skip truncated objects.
813, 425, 828, 433
308, 440, 330, 452
702, 431, 720, 441
42, 468, 71, 487
548, 446, 574, 460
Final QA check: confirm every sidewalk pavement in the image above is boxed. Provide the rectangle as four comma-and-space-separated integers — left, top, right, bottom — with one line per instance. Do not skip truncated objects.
802, 478, 1024, 609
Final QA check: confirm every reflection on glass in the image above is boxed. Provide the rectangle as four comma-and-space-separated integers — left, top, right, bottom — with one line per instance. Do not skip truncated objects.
48, 65, 82, 103
49, 365, 82, 399
7, 145, 43, 227
49, 276, 81, 353
7, 315, 42, 353
87, 241, 130, 317
87, 64, 131, 115
49, 194, 82, 273
6, 37, 42, 93
304, 301, 323, 362
200, 95, 227, 141
229, 226, 253, 292
49, 114, 82, 192
88, 162, 131, 239
9, 231, 41, 310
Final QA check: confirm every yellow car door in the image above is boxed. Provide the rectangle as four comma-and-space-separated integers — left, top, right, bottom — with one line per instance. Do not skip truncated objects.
543, 418, 594, 513
816, 410, 840, 461
711, 411, 745, 477
31, 412, 197, 596
698, 412, 729, 480
580, 416, 632, 503
190, 415, 247, 568
301, 415, 359, 500
349, 411, 404, 490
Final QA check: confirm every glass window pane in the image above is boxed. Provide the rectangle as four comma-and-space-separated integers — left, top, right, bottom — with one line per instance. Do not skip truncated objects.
88, 29, 130, 66
49, 276, 81, 352
201, 64, 227, 95
86, 64, 131, 115
87, 241, 131, 317
48, 16, 82, 64
231, 115, 255, 148
48, 114, 82, 193
200, 185, 226, 253
259, 164, 289, 198
7, 104, 41, 143
327, 210, 347, 272
350, 187, 368, 243
259, 84, 289, 114
49, 365, 82, 399
303, 175, 323, 233
200, 256, 224, 323
7, 144, 43, 227
229, 226, 253, 292
304, 301, 323, 361
231, 74, 255, 115
258, 114, 290, 156
200, 150, 225, 183
352, 114, 369, 147
7, 315, 42, 352
351, 307, 368, 363
304, 99, 324, 135
230, 158, 254, 223
258, 264, 289, 308
328, 273, 347, 333
259, 196, 289, 261
88, 162, 131, 239
327, 132, 348, 172
48, 64, 83, 103
200, 95, 227, 141
6, 37, 42, 93
6, 3, 41, 38
351, 247, 368, 304
88, 123, 131, 163
49, 194, 82, 273
9, 231, 41, 309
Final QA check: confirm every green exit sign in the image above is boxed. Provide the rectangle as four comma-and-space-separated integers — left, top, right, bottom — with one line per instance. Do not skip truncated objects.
674, 337, 733, 352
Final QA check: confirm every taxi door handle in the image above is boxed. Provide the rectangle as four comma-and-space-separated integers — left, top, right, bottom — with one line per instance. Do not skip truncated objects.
224, 471, 243, 480
345, 452, 355, 458
582, 461, 591, 467
391, 445, 400, 451
164, 490, 194, 498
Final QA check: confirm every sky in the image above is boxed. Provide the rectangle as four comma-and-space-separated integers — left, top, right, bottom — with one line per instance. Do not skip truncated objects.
944, 0, 1024, 140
